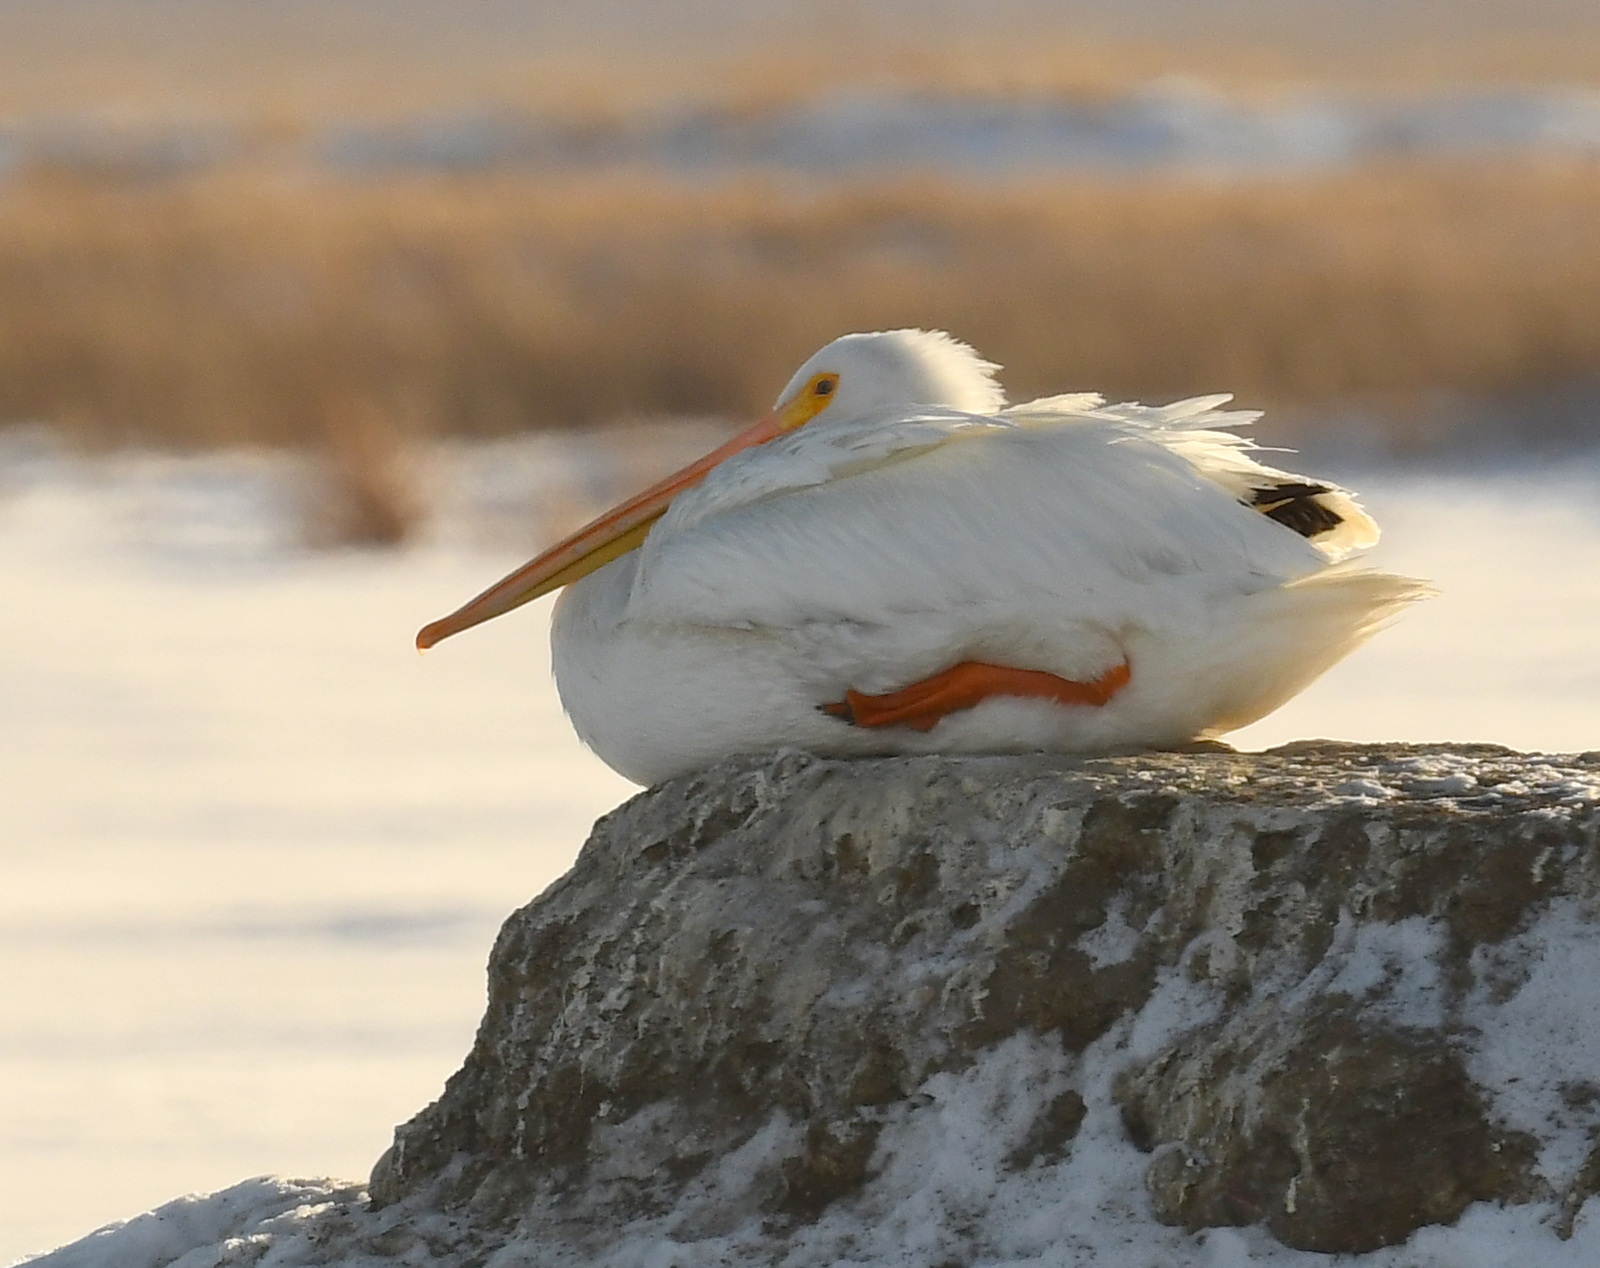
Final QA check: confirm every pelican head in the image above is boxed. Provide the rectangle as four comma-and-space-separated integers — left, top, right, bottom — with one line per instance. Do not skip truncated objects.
416, 329, 1004, 649
772, 329, 1005, 422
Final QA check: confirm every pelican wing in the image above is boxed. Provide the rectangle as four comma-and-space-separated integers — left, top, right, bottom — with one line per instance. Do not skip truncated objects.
631, 401, 1331, 639
1021, 394, 1379, 558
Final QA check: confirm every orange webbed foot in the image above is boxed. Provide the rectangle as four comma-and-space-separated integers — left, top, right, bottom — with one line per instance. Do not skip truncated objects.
821, 659, 1130, 732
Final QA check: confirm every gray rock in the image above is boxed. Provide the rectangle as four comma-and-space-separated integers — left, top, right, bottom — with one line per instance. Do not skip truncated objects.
354, 742, 1600, 1260
38, 742, 1600, 1266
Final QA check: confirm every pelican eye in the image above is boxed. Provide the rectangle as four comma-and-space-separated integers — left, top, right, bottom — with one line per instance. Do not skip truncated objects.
814, 377, 836, 397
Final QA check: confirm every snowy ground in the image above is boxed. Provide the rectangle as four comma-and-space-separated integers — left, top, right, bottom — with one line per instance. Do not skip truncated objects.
10, 83, 1600, 182
3, 424, 1599, 1265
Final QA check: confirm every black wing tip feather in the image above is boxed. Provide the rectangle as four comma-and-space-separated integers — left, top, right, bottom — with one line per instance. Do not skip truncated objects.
1247, 482, 1346, 539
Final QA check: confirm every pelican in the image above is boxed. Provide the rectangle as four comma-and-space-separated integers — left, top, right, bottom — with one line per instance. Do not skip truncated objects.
419, 330, 1426, 785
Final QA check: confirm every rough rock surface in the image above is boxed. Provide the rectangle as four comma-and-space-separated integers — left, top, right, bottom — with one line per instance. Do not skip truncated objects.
39, 743, 1600, 1267
359, 741, 1600, 1259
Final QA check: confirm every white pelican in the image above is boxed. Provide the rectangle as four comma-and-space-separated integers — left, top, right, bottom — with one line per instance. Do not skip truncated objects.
419, 330, 1426, 785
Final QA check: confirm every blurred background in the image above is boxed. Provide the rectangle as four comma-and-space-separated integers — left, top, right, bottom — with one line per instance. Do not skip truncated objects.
3, 0, 1599, 1259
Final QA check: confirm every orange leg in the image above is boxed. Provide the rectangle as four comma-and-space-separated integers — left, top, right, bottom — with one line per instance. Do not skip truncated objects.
821, 660, 1131, 732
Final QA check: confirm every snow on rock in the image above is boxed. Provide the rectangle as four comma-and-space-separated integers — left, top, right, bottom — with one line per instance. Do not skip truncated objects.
30, 741, 1600, 1267
27, 1179, 363, 1268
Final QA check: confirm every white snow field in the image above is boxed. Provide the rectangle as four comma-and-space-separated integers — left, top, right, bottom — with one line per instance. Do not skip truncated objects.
3, 425, 1599, 1265
12, 82, 1600, 181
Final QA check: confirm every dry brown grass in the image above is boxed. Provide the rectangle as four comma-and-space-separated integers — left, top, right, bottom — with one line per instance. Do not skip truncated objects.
2, 158, 1600, 451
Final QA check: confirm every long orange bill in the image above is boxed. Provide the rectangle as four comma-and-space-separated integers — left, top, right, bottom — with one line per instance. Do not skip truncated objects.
416, 407, 791, 650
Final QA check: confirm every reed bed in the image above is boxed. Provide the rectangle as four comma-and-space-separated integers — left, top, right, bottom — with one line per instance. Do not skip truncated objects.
2, 159, 1599, 452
